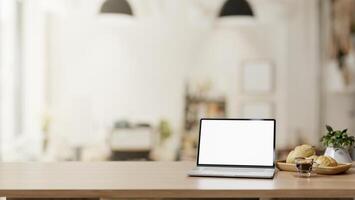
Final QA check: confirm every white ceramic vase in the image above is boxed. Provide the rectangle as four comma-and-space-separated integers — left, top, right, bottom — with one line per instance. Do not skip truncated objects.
324, 147, 353, 163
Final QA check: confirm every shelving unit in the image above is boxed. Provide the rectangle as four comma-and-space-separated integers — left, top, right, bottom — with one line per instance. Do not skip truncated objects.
180, 94, 226, 160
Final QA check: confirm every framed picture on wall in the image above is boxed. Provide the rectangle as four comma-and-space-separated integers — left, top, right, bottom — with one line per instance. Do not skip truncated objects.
241, 102, 274, 119
241, 60, 274, 94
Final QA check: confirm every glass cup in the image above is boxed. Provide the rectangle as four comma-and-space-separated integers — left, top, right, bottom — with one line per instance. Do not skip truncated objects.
295, 157, 313, 177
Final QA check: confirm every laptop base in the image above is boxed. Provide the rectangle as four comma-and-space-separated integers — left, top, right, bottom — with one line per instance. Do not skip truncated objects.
188, 166, 275, 179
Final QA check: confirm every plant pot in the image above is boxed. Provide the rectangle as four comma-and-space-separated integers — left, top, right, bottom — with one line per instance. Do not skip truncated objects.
324, 147, 353, 163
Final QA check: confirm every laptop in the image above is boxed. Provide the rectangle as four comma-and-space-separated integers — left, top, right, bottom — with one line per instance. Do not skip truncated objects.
188, 118, 276, 179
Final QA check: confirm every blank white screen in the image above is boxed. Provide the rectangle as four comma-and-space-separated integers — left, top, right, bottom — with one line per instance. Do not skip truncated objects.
198, 119, 274, 166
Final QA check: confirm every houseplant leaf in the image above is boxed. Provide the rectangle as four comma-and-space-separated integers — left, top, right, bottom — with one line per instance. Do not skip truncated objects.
326, 125, 333, 132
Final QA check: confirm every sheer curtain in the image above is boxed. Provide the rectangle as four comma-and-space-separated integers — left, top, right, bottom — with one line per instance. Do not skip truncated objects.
0, 0, 45, 161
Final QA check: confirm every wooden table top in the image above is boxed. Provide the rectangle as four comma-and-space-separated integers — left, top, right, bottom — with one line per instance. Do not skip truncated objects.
0, 161, 354, 198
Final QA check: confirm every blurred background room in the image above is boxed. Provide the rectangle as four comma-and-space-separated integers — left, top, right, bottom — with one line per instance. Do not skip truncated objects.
0, 0, 354, 162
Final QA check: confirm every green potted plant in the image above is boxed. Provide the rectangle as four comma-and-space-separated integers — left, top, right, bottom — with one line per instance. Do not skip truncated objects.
320, 125, 354, 163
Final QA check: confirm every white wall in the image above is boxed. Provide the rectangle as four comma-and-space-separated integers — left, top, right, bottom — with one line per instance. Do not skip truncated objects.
21, 0, 47, 159
285, 0, 321, 146
188, 20, 288, 147
48, 16, 208, 146
43, 0, 322, 152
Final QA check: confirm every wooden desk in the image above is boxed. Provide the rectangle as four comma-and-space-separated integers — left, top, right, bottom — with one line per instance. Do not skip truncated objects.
0, 161, 354, 199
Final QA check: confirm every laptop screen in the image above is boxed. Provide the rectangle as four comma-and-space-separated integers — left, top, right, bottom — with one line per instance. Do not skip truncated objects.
197, 119, 275, 167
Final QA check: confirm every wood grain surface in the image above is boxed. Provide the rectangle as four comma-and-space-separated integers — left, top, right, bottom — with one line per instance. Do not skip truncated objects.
0, 161, 353, 198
